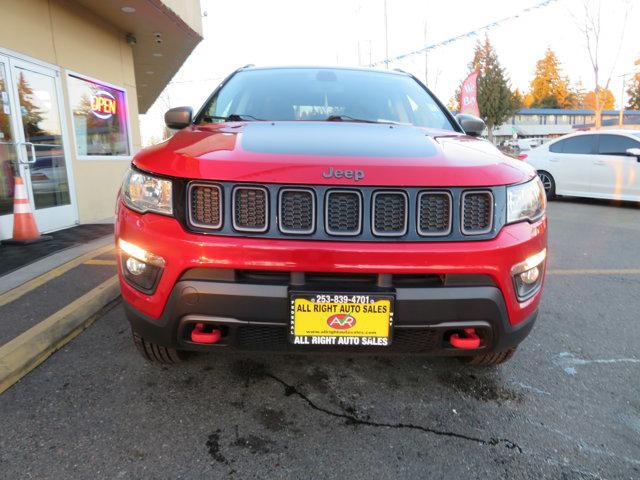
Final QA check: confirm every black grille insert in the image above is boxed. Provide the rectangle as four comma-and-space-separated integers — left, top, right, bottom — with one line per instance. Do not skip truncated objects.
418, 192, 452, 236
372, 191, 408, 236
235, 325, 439, 352
325, 190, 362, 235
462, 191, 493, 235
233, 186, 268, 232
189, 184, 222, 229
279, 188, 315, 234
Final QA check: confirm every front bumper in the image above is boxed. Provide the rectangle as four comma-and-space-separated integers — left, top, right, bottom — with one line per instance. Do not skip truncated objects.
123, 279, 537, 354
116, 205, 546, 354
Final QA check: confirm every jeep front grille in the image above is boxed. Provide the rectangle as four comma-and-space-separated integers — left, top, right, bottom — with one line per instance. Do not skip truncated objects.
372, 191, 407, 236
233, 186, 268, 232
279, 188, 315, 234
325, 190, 362, 235
190, 184, 222, 229
461, 191, 493, 235
417, 192, 452, 236
186, 182, 499, 241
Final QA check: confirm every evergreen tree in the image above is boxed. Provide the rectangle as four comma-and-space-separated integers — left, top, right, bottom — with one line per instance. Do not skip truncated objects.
626, 60, 640, 110
528, 48, 572, 108
468, 37, 515, 142
16, 72, 45, 138
512, 88, 525, 111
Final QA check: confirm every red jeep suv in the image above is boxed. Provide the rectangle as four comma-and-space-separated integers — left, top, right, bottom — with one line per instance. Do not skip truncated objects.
116, 66, 547, 366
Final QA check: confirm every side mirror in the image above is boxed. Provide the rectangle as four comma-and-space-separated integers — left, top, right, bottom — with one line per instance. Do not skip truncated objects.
165, 106, 193, 129
625, 147, 640, 160
455, 114, 486, 137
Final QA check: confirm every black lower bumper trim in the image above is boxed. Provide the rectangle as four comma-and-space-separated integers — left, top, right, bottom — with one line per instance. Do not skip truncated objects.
124, 279, 537, 355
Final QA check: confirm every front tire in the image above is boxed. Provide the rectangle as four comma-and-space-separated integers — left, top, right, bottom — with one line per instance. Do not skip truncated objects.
460, 347, 517, 366
537, 170, 556, 200
133, 332, 186, 364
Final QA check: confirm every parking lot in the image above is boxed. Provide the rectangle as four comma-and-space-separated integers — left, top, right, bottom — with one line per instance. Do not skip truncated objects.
0, 199, 639, 479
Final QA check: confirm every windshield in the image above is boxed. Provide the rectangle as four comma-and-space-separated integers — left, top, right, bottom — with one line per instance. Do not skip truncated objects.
197, 68, 456, 131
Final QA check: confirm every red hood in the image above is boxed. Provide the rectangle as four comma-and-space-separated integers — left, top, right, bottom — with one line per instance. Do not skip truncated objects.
133, 122, 535, 187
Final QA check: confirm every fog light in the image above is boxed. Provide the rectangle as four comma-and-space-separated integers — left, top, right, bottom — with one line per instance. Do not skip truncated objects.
511, 249, 546, 302
118, 239, 164, 293
118, 239, 165, 267
125, 257, 147, 276
519, 266, 540, 285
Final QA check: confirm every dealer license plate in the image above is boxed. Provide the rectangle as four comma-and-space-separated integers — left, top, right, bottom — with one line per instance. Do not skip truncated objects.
289, 293, 394, 347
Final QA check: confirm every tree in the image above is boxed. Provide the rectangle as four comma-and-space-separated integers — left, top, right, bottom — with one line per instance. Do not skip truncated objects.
528, 48, 572, 108
568, 81, 587, 109
626, 59, 640, 110
447, 85, 461, 112
512, 88, 525, 110
469, 37, 516, 142
576, 0, 629, 128
16, 72, 45, 138
584, 88, 615, 110
0, 77, 10, 140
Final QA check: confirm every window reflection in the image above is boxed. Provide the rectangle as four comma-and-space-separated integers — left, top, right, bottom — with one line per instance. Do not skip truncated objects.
0, 65, 17, 216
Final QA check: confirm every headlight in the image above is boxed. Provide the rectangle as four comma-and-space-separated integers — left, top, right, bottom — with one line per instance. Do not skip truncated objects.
121, 168, 173, 216
507, 177, 546, 224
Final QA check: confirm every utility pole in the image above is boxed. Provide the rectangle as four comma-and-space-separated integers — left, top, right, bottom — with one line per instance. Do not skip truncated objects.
424, 20, 428, 86
383, 0, 389, 69
618, 72, 631, 127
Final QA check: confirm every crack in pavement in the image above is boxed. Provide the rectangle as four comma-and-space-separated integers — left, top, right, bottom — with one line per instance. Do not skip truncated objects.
264, 372, 523, 454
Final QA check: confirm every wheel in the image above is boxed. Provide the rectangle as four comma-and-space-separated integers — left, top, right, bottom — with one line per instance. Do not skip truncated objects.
460, 347, 517, 366
133, 332, 185, 364
537, 170, 556, 200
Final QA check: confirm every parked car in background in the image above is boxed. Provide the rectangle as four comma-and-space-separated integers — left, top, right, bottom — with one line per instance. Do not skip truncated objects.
524, 130, 640, 201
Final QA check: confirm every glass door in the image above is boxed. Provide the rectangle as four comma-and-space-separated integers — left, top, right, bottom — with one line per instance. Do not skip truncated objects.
0, 54, 21, 239
0, 54, 77, 239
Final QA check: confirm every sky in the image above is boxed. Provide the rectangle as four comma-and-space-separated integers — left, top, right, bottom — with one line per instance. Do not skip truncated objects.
140, 0, 640, 145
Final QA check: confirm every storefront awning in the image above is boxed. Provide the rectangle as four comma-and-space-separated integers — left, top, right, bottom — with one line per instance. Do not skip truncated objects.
74, 0, 203, 112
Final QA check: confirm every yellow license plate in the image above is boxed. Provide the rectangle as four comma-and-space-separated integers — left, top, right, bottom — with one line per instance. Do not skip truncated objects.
289, 293, 394, 347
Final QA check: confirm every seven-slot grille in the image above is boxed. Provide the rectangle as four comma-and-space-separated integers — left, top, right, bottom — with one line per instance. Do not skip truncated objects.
461, 191, 493, 234
417, 192, 452, 236
187, 183, 496, 239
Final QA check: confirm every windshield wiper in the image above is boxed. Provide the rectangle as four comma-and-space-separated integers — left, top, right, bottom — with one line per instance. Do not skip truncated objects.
324, 115, 400, 125
202, 113, 263, 122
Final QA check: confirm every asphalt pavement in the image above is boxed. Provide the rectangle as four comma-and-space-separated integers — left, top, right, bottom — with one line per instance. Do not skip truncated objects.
0, 198, 639, 479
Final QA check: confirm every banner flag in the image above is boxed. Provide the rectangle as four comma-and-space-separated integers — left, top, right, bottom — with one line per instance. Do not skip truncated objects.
460, 70, 480, 117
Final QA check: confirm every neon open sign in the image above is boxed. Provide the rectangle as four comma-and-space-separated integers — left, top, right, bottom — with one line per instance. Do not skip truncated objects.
91, 90, 117, 119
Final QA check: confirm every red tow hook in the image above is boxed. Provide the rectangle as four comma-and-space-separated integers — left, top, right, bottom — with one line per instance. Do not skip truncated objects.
450, 328, 481, 349
190, 323, 222, 344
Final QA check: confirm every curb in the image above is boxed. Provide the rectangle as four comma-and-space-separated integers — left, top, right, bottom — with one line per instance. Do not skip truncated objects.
0, 242, 115, 302
0, 276, 120, 395
0, 234, 114, 295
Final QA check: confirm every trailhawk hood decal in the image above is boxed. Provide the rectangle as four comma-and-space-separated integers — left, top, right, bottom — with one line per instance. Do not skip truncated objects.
133, 121, 535, 187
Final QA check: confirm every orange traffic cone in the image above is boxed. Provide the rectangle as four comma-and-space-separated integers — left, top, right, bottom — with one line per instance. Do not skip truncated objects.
2, 176, 51, 244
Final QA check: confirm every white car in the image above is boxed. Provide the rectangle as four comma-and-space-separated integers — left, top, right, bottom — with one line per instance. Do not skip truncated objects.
524, 130, 640, 202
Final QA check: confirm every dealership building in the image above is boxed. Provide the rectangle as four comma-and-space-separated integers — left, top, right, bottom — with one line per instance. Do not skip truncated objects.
0, 0, 202, 240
